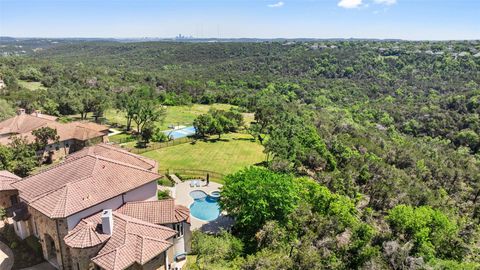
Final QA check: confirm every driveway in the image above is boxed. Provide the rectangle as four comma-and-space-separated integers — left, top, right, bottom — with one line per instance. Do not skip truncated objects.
0, 241, 14, 270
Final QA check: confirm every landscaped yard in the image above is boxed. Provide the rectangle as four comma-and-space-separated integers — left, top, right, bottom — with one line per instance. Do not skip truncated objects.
104, 103, 235, 130
141, 133, 265, 180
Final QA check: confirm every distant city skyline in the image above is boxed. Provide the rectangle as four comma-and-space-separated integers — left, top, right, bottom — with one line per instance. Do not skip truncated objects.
0, 0, 479, 40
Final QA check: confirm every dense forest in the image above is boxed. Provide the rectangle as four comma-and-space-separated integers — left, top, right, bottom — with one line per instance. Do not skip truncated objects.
0, 40, 479, 269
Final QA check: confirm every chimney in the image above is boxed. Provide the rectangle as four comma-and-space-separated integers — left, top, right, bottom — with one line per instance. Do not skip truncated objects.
101, 209, 113, 235
16, 108, 25, 115
33, 110, 42, 117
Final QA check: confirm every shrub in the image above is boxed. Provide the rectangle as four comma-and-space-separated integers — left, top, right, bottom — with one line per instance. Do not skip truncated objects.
157, 190, 170, 200
25, 236, 42, 255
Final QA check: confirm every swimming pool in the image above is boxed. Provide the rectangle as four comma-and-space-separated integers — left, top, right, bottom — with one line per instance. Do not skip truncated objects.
163, 126, 196, 140
189, 190, 220, 221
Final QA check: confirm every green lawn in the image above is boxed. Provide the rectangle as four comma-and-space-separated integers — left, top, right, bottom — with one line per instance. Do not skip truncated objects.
141, 133, 265, 181
18, 80, 47, 91
104, 103, 234, 130
108, 132, 135, 144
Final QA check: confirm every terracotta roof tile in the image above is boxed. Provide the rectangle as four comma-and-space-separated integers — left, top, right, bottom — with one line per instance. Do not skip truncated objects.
0, 113, 50, 135
0, 113, 107, 145
117, 199, 190, 225
11, 148, 161, 218
75, 212, 177, 270
67, 144, 157, 172
0, 170, 21, 191
174, 205, 191, 224
64, 214, 110, 248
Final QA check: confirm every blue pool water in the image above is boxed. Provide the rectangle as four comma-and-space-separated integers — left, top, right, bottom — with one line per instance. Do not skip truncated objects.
163, 126, 196, 139
189, 190, 220, 221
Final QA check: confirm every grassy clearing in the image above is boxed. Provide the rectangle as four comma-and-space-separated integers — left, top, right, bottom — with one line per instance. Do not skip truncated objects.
104, 103, 234, 131
18, 80, 47, 91
108, 133, 135, 144
141, 133, 265, 180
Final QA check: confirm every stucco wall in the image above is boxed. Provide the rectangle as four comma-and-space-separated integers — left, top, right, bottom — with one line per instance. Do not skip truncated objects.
123, 181, 157, 202
66, 196, 123, 230
67, 180, 157, 230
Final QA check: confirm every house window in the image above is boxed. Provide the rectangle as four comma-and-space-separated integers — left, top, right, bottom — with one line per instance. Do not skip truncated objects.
174, 223, 184, 238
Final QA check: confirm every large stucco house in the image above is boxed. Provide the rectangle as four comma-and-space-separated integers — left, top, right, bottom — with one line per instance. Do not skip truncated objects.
7, 143, 191, 270
0, 109, 109, 161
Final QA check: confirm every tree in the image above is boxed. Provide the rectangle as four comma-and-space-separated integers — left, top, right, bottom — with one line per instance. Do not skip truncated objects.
193, 109, 242, 139
220, 167, 299, 240
0, 99, 15, 121
265, 112, 336, 172
91, 89, 111, 122
387, 205, 464, 261
140, 124, 154, 146
191, 231, 244, 270
130, 95, 166, 134
193, 114, 215, 138
40, 98, 60, 116
118, 91, 140, 131
0, 145, 12, 171
32, 127, 59, 152
8, 136, 37, 177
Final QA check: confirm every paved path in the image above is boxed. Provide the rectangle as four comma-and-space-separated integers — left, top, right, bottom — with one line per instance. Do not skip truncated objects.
168, 174, 182, 185
175, 180, 233, 232
0, 241, 14, 270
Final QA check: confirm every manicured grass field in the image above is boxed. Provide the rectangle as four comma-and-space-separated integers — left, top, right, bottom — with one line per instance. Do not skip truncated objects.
141, 133, 265, 179
104, 103, 234, 131
18, 80, 47, 91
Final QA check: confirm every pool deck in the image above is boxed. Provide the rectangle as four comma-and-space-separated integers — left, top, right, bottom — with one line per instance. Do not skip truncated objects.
174, 180, 234, 233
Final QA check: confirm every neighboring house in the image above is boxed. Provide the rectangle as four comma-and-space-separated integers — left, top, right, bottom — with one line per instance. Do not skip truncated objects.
0, 170, 21, 208
9, 144, 191, 270
0, 109, 109, 161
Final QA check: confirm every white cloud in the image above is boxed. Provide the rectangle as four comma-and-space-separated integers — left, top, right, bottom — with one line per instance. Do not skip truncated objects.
338, 0, 363, 9
267, 1, 284, 8
374, 0, 397, 5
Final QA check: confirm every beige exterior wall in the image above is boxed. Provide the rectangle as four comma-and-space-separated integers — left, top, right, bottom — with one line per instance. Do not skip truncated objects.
0, 190, 18, 208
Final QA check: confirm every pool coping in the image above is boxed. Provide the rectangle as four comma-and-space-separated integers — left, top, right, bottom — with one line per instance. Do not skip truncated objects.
188, 190, 221, 222
174, 180, 231, 231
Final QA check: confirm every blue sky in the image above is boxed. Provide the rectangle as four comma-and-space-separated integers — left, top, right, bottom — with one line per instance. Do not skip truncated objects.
0, 0, 479, 40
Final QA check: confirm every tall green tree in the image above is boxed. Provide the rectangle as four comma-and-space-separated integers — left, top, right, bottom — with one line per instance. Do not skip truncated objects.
220, 167, 299, 240
8, 136, 37, 177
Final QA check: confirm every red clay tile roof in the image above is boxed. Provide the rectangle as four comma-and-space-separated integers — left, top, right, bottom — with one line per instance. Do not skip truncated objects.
0, 113, 50, 135
0, 113, 108, 145
64, 212, 111, 248
174, 205, 191, 224
0, 170, 21, 191
117, 199, 190, 225
86, 212, 176, 270
67, 144, 157, 172
11, 149, 161, 218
